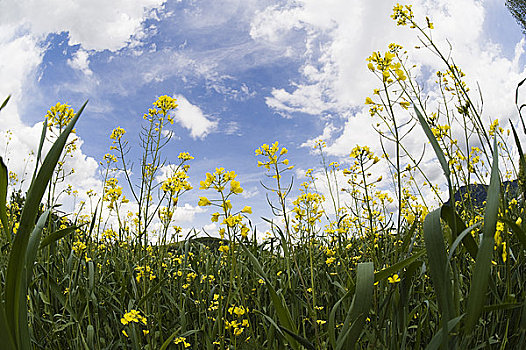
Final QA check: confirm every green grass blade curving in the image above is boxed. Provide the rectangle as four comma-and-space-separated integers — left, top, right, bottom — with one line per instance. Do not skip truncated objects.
415, 106, 452, 194
238, 240, 299, 350
0, 157, 9, 243
0, 302, 16, 350
336, 261, 374, 350
447, 222, 482, 264
440, 205, 478, 259
500, 218, 526, 250
280, 326, 316, 350
374, 249, 425, 282
39, 224, 84, 249
26, 210, 50, 286
465, 137, 500, 333
4, 101, 87, 347
425, 314, 464, 350
423, 208, 453, 348
0, 95, 10, 111
328, 289, 352, 349
31, 119, 47, 184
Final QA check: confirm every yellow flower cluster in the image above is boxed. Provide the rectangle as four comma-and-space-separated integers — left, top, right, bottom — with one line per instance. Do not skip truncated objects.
174, 336, 191, 348
255, 141, 293, 172
161, 171, 192, 197
225, 305, 250, 337
45, 102, 76, 132
110, 127, 126, 141
103, 178, 128, 210
135, 265, 156, 283
120, 309, 147, 326
366, 49, 407, 83
348, 145, 380, 164
391, 3, 414, 26
143, 95, 177, 124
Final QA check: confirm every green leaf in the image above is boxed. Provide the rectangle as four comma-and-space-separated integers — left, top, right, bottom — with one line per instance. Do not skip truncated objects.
425, 315, 464, 350
0, 302, 16, 350
238, 240, 299, 350
447, 222, 483, 264
374, 249, 425, 282
39, 224, 84, 249
328, 283, 355, 349
0, 157, 9, 243
26, 210, 51, 286
423, 208, 454, 348
4, 101, 87, 348
279, 326, 316, 350
415, 106, 452, 194
336, 262, 374, 350
0, 95, 10, 111
31, 119, 47, 184
440, 205, 478, 259
465, 137, 500, 333
500, 217, 526, 250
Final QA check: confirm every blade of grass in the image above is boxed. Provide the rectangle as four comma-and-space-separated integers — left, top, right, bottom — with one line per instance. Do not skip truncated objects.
336, 262, 374, 350
39, 224, 85, 249
26, 209, 51, 286
465, 137, 500, 333
423, 208, 454, 348
31, 119, 47, 185
328, 287, 354, 349
0, 302, 16, 350
4, 101, 87, 347
0, 157, 9, 243
238, 239, 299, 350
0, 95, 10, 111
280, 326, 315, 350
415, 107, 452, 198
440, 205, 478, 259
425, 315, 464, 350
447, 222, 482, 264
374, 249, 425, 282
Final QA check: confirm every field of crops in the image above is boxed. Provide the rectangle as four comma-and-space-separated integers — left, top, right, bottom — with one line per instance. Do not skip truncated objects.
0, 5, 525, 349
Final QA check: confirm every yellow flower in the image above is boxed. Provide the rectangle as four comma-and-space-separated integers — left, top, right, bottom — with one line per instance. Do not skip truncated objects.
230, 180, 243, 194
241, 226, 250, 238
110, 127, 126, 141
121, 309, 147, 326
388, 274, 401, 284
241, 206, 252, 214
198, 196, 211, 206
211, 212, 220, 222
326, 257, 336, 265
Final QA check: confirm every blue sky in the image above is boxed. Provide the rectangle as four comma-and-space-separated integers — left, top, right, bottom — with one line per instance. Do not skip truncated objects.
1, 0, 525, 236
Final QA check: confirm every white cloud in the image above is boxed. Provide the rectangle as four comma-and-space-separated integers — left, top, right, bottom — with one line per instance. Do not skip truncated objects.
252, 0, 526, 176
0, 0, 169, 218
67, 48, 93, 76
173, 94, 217, 139
0, 0, 166, 52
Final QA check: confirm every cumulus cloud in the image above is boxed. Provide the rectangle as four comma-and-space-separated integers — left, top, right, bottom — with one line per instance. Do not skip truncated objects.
173, 94, 217, 139
67, 48, 93, 76
0, 0, 169, 215
0, 0, 166, 51
251, 0, 526, 133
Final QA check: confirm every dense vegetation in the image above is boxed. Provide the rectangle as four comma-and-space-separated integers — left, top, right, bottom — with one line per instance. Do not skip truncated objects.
0, 5, 525, 349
